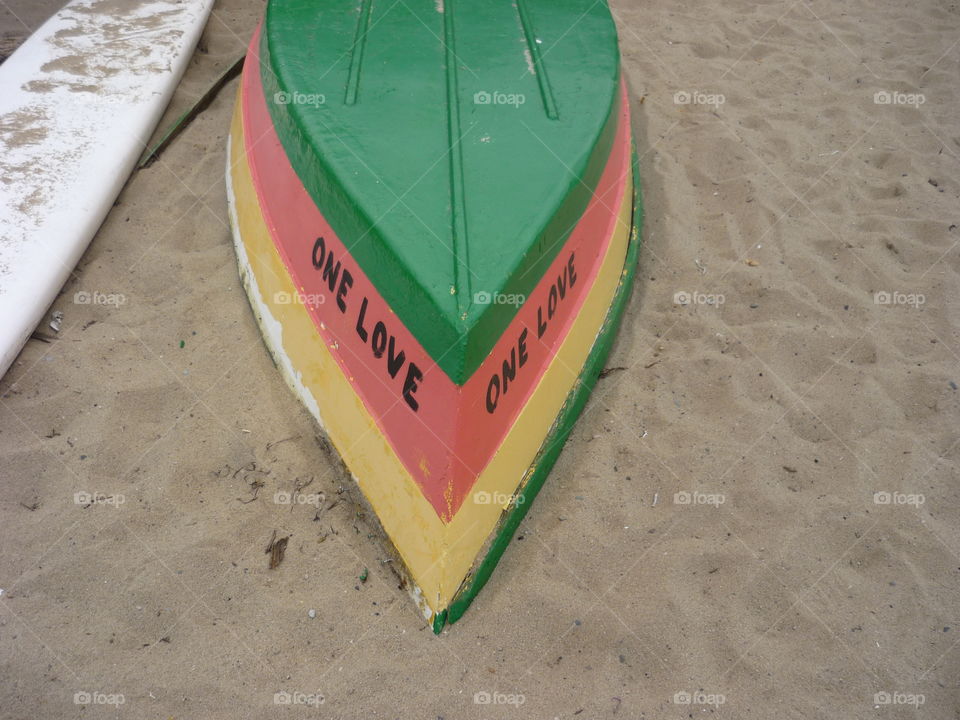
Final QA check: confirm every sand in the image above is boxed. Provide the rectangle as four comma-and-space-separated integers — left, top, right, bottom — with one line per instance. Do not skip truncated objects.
1, 0, 959, 718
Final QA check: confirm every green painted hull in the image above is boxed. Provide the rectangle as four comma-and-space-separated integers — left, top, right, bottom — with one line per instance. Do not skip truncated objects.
259, 0, 623, 382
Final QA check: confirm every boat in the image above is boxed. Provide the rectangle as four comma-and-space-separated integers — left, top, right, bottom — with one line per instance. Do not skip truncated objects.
226, 0, 642, 632
0, 0, 214, 380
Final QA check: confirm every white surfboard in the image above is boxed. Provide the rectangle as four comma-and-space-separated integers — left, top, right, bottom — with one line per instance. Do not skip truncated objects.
0, 0, 214, 379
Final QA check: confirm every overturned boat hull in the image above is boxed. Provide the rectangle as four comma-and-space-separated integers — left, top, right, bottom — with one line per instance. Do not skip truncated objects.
227, 0, 642, 630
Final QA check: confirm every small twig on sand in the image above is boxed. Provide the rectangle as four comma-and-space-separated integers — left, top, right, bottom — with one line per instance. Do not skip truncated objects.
266, 435, 301, 451
265, 531, 289, 569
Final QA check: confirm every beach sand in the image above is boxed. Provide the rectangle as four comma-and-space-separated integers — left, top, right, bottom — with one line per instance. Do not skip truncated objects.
1, 0, 958, 717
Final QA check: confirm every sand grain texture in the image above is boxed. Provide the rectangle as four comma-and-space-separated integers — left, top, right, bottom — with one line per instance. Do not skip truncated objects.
1, 0, 959, 718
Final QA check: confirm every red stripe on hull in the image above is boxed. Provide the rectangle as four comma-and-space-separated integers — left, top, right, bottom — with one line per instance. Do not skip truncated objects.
241, 28, 632, 520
